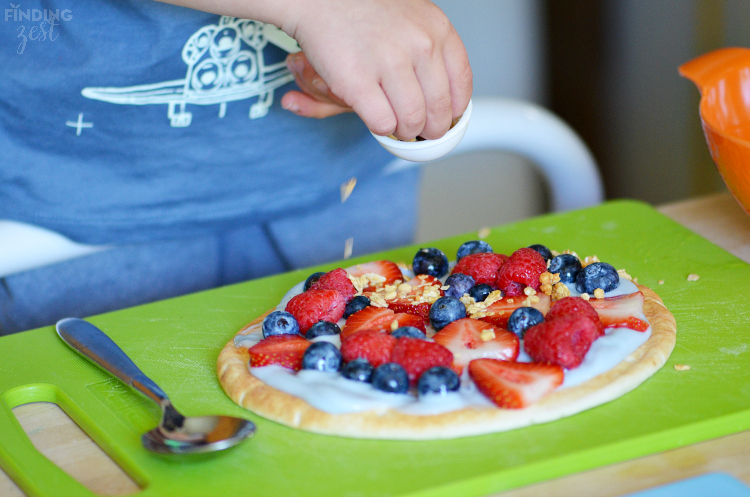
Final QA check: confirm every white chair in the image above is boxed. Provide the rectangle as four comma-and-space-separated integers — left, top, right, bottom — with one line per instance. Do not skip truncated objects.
0, 97, 603, 278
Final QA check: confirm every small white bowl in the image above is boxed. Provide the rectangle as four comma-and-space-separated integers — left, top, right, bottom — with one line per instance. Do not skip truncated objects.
371, 99, 473, 162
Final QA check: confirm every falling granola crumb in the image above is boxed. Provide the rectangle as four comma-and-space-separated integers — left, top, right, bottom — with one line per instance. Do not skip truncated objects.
658, 280, 665, 285
340, 177, 357, 203
674, 364, 691, 371
477, 227, 491, 239
344, 237, 354, 259
687, 273, 700, 282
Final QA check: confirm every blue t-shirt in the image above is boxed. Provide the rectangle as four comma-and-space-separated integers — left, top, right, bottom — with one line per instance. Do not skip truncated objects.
1, 0, 393, 244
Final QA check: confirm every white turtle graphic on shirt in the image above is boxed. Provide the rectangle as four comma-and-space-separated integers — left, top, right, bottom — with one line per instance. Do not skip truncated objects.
82, 17, 300, 127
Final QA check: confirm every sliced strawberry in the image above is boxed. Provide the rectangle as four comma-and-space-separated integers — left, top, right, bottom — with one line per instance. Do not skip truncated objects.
432, 318, 519, 374
386, 274, 443, 322
588, 291, 649, 332
248, 335, 311, 371
345, 260, 403, 290
496, 248, 547, 297
341, 306, 395, 338
523, 315, 600, 369
478, 293, 551, 329
468, 358, 564, 409
285, 289, 346, 334
391, 337, 454, 385
547, 296, 605, 336
340, 329, 397, 368
311, 268, 357, 301
451, 252, 508, 287
388, 313, 427, 333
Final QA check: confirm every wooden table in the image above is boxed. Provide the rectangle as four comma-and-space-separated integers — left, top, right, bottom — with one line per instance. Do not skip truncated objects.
2, 192, 749, 497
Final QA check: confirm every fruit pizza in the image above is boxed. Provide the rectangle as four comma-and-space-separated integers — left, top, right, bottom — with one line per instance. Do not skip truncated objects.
217, 241, 675, 439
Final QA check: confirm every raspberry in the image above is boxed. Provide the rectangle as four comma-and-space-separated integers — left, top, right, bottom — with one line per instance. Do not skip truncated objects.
340, 329, 397, 368
496, 247, 547, 296
451, 252, 508, 287
523, 315, 600, 369
311, 268, 357, 301
546, 296, 605, 336
285, 289, 346, 334
390, 337, 454, 385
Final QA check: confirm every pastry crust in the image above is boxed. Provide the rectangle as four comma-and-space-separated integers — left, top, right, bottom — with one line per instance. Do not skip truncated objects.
217, 284, 675, 439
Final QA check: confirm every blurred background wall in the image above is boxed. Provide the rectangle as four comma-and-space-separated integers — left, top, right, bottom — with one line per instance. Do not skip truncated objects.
415, 0, 749, 243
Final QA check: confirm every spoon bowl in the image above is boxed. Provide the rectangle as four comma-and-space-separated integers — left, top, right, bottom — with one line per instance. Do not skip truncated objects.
56, 317, 255, 454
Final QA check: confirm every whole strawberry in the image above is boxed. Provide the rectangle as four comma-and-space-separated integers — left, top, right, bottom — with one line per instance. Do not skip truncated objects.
390, 337, 454, 385
285, 289, 346, 334
523, 315, 600, 369
451, 252, 508, 287
547, 296, 605, 336
310, 268, 357, 301
496, 247, 547, 296
340, 329, 397, 368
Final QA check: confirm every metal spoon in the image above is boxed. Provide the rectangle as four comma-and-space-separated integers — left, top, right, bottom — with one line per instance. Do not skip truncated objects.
55, 317, 255, 454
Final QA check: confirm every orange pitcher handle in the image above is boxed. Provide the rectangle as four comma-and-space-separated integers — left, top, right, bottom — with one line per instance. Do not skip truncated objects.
679, 47, 750, 94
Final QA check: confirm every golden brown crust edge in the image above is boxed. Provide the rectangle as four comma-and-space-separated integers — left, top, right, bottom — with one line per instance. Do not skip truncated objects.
217, 284, 676, 440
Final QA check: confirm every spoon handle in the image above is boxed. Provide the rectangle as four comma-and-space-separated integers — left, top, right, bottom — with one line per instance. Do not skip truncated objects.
56, 317, 169, 405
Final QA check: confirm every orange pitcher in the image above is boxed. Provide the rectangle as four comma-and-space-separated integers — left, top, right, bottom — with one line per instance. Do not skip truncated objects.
680, 47, 750, 216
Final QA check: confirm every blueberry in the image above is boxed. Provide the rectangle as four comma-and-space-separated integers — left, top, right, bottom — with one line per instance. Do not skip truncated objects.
341, 358, 374, 383
305, 320, 341, 339
413, 248, 449, 278
444, 273, 475, 299
548, 254, 582, 283
528, 244, 553, 262
301, 342, 342, 372
575, 262, 620, 294
468, 283, 494, 302
303, 271, 326, 291
429, 296, 467, 331
417, 366, 460, 396
391, 326, 426, 339
261, 311, 300, 338
456, 240, 493, 261
507, 307, 544, 339
343, 295, 370, 318
372, 363, 410, 394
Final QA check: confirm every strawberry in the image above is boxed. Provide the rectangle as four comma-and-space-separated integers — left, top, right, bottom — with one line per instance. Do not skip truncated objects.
432, 318, 519, 374
341, 306, 396, 338
546, 296, 605, 336
588, 291, 649, 332
496, 248, 547, 297
389, 313, 427, 333
478, 293, 551, 329
248, 334, 311, 371
285, 289, 346, 334
340, 329, 397, 368
391, 337, 454, 385
345, 260, 403, 289
451, 252, 508, 287
386, 274, 443, 322
468, 358, 564, 409
523, 315, 600, 369
311, 268, 357, 301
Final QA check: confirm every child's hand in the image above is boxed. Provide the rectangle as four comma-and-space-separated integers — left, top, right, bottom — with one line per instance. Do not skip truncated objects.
280, 0, 472, 141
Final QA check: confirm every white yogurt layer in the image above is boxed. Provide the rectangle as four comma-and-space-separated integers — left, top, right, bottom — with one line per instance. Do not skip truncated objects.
237, 269, 650, 415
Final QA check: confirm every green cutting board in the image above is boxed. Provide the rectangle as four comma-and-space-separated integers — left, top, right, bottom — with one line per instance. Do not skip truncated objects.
2, 200, 750, 497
